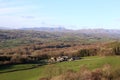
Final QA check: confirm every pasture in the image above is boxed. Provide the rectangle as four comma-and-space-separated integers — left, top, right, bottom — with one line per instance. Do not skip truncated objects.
0, 56, 120, 80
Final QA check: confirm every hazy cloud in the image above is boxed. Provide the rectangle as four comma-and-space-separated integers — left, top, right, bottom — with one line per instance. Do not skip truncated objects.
21, 16, 36, 19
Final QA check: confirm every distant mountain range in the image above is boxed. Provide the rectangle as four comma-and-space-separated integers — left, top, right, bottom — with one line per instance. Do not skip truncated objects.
0, 27, 120, 49
20, 27, 67, 31
20, 27, 120, 34
77, 29, 120, 34
0, 27, 13, 30
0, 27, 120, 34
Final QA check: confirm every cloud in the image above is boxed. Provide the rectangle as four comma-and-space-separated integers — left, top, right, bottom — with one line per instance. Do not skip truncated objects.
0, 0, 41, 15
21, 16, 36, 19
0, 15, 57, 28
0, 7, 25, 15
0, 0, 58, 28
0, 16, 40, 28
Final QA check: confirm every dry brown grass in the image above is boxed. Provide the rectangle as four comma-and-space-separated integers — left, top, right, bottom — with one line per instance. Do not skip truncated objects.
39, 64, 120, 80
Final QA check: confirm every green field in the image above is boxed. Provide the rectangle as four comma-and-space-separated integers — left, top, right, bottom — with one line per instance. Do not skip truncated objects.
0, 64, 39, 73
0, 56, 120, 80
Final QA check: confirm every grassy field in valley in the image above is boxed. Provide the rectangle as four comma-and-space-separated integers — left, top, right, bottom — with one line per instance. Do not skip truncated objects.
0, 56, 120, 80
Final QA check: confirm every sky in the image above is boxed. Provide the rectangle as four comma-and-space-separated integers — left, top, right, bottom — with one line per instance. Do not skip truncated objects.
0, 0, 120, 29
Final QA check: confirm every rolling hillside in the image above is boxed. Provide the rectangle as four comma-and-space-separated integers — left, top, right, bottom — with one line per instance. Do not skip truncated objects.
0, 56, 120, 80
0, 28, 120, 49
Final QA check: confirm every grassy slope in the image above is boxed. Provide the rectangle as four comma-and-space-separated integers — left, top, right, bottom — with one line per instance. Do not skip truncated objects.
0, 56, 120, 80
0, 64, 39, 73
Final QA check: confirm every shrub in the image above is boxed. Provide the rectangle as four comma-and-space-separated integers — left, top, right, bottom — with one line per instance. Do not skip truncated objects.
49, 64, 120, 80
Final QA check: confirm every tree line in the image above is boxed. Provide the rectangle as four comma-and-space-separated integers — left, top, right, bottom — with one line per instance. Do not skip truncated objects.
0, 41, 120, 65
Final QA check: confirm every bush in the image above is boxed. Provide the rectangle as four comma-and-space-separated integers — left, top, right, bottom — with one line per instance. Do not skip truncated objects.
10, 54, 23, 63
48, 64, 120, 80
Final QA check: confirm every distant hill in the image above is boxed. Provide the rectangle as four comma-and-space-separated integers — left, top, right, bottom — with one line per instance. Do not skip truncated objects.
0, 27, 13, 30
77, 29, 120, 34
20, 27, 120, 34
1, 26, 120, 34
0, 27, 120, 45
0, 28, 120, 49
20, 27, 67, 32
